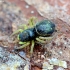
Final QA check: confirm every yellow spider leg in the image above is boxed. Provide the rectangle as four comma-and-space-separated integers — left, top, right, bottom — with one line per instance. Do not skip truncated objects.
39, 36, 53, 43
36, 36, 55, 44
28, 17, 37, 27
19, 24, 28, 30
15, 42, 30, 49
39, 36, 53, 41
36, 38, 47, 43
11, 24, 28, 37
30, 40, 34, 54
39, 32, 58, 42
11, 29, 23, 36
19, 41, 26, 44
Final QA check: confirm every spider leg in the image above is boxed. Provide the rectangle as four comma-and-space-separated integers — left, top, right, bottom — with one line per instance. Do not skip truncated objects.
19, 41, 27, 44
30, 40, 35, 54
11, 24, 28, 36
39, 36, 53, 41
39, 32, 58, 42
36, 37, 47, 43
18, 24, 28, 30
36, 36, 53, 44
14, 41, 30, 49
11, 29, 23, 36
28, 17, 37, 28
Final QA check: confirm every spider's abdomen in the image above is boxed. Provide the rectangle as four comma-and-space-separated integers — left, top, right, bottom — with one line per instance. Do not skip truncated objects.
19, 28, 35, 42
35, 20, 55, 36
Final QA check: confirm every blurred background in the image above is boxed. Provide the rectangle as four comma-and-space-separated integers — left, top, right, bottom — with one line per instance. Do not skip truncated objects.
0, 0, 70, 70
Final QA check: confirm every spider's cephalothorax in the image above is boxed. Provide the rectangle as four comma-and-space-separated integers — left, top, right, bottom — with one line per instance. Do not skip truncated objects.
11, 17, 56, 54
18, 28, 36, 42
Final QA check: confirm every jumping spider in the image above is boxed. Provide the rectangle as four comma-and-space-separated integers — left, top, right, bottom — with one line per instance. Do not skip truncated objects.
11, 17, 56, 54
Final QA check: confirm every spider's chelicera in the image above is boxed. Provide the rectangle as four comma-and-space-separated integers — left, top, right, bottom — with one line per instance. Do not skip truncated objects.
11, 17, 56, 54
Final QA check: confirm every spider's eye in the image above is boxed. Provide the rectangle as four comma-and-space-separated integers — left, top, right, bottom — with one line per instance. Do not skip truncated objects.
19, 31, 29, 42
